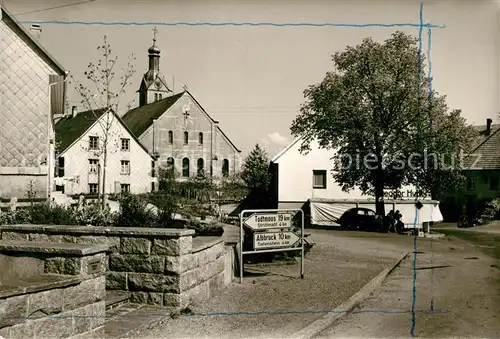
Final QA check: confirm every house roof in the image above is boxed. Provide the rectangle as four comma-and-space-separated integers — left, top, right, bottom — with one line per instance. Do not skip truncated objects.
271, 136, 303, 162
1, 5, 66, 75
55, 108, 108, 154
121, 90, 241, 153
55, 108, 154, 158
463, 122, 500, 170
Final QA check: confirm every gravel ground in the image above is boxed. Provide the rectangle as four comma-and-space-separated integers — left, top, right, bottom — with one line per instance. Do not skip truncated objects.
316, 233, 500, 338
138, 229, 406, 339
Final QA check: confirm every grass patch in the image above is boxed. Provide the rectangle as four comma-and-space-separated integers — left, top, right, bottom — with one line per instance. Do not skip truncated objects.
439, 229, 500, 260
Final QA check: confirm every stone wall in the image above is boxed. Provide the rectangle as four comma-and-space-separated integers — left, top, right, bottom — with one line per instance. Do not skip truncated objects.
0, 241, 107, 339
0, 225, 235, 308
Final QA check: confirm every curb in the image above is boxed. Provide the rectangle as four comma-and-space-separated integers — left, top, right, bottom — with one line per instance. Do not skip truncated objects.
291, 251, 409, 339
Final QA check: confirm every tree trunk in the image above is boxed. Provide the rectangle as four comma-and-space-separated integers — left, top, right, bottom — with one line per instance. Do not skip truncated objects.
102, 148, 108, 209
374, 170, 385, 216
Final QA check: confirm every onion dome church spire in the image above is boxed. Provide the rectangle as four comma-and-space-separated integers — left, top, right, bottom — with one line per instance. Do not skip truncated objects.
137, 26, 172, 107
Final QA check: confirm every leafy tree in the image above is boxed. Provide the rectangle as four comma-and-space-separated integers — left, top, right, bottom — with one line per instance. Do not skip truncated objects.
241, 144, 271, 192
70, 35, 136, 208
290, 31, 476, 215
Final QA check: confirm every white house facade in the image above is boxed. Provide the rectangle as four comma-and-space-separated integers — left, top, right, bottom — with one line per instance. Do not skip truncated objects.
54, 109, 156, 196
269, 137, 443, 228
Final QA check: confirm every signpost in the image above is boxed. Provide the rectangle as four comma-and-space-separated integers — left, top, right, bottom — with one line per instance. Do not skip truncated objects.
243, 212, 293, 230
253, 231, 300, 250
239, 209, 305, 283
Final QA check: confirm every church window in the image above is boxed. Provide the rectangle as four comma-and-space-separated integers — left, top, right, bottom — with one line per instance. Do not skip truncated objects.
159, 93, 162, 100
222, 159, 229, 177
154, 93, 158, 101
198, 132, 203, 145
168, 131, 173, 144
182, 158, 190, 177
184, 131, 188, 145
197, 158, 204, 177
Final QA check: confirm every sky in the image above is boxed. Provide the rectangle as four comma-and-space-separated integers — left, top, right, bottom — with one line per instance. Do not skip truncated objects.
3, 0, 500, 158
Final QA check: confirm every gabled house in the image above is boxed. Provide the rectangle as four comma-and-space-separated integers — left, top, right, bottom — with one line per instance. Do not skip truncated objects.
268, 137, 443, 228
0, 5, 66, 199
54, 108, 156, 196
441, 118, 500, 220
121, 34, 241, 180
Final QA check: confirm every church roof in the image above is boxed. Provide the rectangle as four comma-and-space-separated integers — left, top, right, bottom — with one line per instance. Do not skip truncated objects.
122, 92, 185, 137
122, 90, 241, 153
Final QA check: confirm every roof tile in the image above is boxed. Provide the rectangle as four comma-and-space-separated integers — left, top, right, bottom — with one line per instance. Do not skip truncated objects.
463, 123, 500, 170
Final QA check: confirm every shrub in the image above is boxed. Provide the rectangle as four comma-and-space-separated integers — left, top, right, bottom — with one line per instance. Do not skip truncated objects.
74, 201, 116, 226
30, 203, 76, 225
149, 191, 177, 227
485, 198, 500, 220
115, 193, 156, 227
0, 208, 31, 225
186, 219, 224, 237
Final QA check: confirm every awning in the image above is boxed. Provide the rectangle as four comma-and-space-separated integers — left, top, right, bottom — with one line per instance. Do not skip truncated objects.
309, 199, 443, 228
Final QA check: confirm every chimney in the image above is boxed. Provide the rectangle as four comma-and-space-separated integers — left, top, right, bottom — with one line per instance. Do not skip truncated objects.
487, 118, 492, 135
71, 106, 77, 118
30, 24, 42, 41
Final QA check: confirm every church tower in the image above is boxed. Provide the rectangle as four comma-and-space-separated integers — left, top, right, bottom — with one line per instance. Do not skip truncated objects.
138, 27, 172, 107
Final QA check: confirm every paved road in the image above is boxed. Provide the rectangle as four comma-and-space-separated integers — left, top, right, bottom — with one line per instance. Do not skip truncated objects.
434, 220, 500, 234
315, 233, 500, 338
137, 229, 408, 339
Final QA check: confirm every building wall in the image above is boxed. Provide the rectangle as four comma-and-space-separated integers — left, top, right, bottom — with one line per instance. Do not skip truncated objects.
463, 170, 500, 200
274, 138, 429, 203
0, 17, 62, 198
216, 128, 242, 176
139, 93, 240, 179
58, 112, 154, 195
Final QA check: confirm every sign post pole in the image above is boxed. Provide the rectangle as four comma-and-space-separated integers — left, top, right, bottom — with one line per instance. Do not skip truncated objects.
301, 209, 304, 279
239, 210, 244, 284
239, 208, 305, 283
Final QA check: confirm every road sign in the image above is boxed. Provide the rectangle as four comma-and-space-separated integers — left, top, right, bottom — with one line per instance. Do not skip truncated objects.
240, 208, 305, 282
243, 213, 293, 230
253, 231, 300, 250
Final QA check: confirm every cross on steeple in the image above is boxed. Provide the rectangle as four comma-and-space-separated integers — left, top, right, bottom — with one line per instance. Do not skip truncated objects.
152, 26, 158, 42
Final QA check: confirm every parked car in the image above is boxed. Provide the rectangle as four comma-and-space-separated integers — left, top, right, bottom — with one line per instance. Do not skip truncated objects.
338, 207, 383, 231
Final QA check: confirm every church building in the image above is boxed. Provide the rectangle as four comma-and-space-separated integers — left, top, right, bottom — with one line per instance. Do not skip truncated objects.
122, 29, 242, 180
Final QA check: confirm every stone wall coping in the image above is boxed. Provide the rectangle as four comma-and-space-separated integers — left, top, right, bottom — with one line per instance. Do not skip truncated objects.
0, 224, 195, 237
0, 240, 109, 256
0, 274, 82, 299
191, 237, 224, 254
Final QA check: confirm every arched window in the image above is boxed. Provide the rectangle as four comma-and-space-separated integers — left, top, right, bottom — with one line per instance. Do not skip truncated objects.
154, 93, 158, 101
159, 93, 162, 100
182, 157, 190, 177
168, 130, 173, 144
166, 157, 175, 174
222, 159, 229, 177
184, 131, 188, 145
197, 158, 204, 177
198, 132, 203, 145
